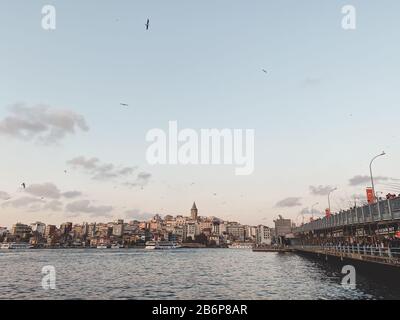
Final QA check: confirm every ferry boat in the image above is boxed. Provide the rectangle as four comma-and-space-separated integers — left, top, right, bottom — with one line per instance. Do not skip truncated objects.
0, 242, 33, 250
145, 241, 182, 250
111, 244, 124, 249
96, 244, 109, 249
228, 243, 254, 249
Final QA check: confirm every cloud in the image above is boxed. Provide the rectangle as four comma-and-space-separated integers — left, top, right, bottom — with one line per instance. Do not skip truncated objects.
25, 183, 61, 199
22, 183, 81, 203
276, 197, 302, 208
0, 103, 89, 144
65, 200, 113, 217
309, 185, 335, 196
43, 200, 63, 211
125, 209, 154, 221
62, 191, 82, 199
67, 156, 138, 181
348, 175, 389, 186
124, 172, 152, 188
0, 191, 11, 200
67, 156, 99, 170
300, 207, 323, 216
2, 197, 44, 208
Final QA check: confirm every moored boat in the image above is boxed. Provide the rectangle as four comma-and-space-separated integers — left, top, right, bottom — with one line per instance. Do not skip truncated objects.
145, 241, 181, 250
0, 242, 33, 250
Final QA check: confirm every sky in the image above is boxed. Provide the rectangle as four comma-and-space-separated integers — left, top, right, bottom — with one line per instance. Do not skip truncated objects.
1, 0, 400, 228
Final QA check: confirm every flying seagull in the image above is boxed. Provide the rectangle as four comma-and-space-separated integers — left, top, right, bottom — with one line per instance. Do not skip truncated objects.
21, 183, 26, 189
262, 69, 268, 74
120, 103, 129, 107
145, 19, 150, 30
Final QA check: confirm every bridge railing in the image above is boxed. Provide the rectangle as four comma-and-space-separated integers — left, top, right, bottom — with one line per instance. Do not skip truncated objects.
293, 245, 400, 259
294, 196, 400, 233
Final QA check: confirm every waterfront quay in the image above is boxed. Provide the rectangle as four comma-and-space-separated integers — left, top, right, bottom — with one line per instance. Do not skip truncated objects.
292, 196, 400, 273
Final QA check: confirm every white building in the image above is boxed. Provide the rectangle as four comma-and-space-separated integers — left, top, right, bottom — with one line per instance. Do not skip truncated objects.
0, 227, 8, 236
184, 222, 199, 241
30, 222, 46, 235
256, 225, 272, 245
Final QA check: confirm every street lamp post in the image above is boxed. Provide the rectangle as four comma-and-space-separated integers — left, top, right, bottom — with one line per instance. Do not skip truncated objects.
328, 188, 337, 215
311, 202, 319, 220
369, 151, 386, 203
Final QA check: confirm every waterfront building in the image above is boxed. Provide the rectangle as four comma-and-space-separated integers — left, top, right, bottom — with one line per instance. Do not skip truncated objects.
44, 225, 56, 237
184, 222, 199, 241
274, 215, 292, 237
199, 219, 213, 233
175, 215, 186, 226
30, 222, 46, 235
212, 219, 220, 235
60, 222, 73, 235
11, 223, 32, 239
96, 224, 112, 238
0, 227, 7, 236
245, 225, 257, 241
226, 222, 245, 242
219, 222, 227, 235
256, 225, 272, 245
87, 223, 96, 237
113, 220, 124, 237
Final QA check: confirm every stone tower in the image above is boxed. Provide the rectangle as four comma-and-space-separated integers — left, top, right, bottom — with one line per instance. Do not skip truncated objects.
191, 202, 198, 220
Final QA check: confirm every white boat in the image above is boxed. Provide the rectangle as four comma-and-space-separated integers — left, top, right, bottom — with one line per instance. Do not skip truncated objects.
111, 244, 124, 249
0, 242, 33, 250
96, 244, 109, 249
228, 243, 253, 249
145, 241, 181, 250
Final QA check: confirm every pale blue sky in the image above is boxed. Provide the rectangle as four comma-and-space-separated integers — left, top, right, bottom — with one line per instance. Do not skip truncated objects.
1, 0, 400, 227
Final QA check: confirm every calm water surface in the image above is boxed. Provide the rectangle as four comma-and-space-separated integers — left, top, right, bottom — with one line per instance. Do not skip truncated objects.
0, 249, 399, 300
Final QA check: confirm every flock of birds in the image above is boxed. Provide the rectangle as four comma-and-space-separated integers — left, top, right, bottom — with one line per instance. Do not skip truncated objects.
5, 18, 267, 214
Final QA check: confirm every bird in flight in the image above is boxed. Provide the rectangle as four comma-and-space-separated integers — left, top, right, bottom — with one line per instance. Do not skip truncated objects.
120, 103, 129, 107
262, 69, 268, 74
21, 183, 26, 189
145, 19, 150, 30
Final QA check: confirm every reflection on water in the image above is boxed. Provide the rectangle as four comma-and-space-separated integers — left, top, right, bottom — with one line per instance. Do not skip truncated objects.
0, 249, 399, 300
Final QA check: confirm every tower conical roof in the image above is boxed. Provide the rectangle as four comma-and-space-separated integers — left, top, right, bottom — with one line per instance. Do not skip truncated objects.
191, 202, 197, 210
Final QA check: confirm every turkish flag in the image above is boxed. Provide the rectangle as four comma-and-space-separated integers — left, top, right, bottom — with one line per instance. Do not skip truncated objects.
366, 188, 375, 204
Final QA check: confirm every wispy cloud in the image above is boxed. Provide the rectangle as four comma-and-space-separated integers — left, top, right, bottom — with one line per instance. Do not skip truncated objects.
24, 183, 82, 200
348, 175, 390, 186
299, 207, 323, 216
25, 183, 62, 199
0, 103, 89, 144
0, 191, 11, 200
125, 209, 154, 221
309, 185, 335, 196
65, 200, 113, 217
62, 191, 82, 199
2, 197, 44, 209
43, 200, 63, 211
67, 156, 138, 181
124, 172, 152, 188
276, 197, 302, 208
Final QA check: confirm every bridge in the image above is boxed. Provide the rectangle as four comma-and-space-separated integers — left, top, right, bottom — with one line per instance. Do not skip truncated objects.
294, 196, 400, 234
291, 196, 400, 271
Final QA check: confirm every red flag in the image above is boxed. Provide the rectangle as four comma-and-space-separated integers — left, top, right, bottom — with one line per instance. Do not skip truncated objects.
366, 188, 375, 204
